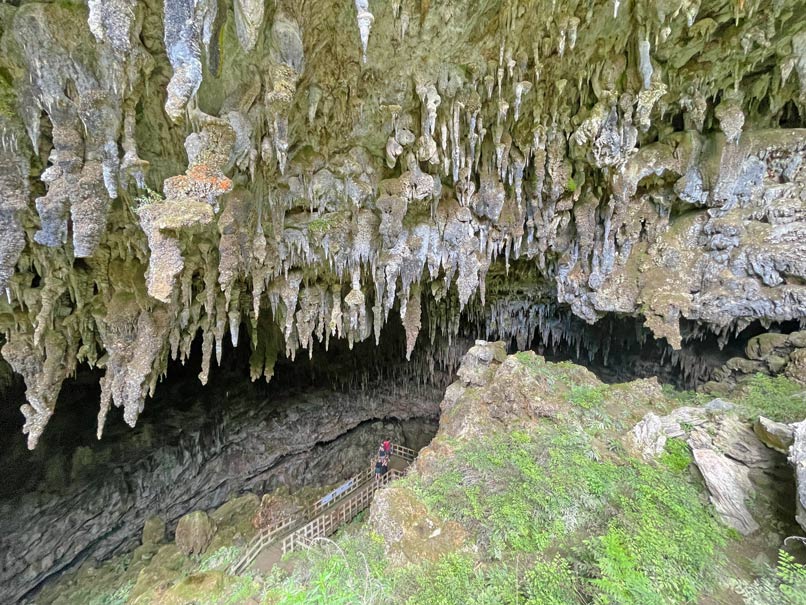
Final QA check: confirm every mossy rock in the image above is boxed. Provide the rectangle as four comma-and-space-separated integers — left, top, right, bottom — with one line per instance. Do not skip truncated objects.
175, 510, 216, 556
745, 333, 790, 361
142, 516, 166, 546
206, 493, 259, 553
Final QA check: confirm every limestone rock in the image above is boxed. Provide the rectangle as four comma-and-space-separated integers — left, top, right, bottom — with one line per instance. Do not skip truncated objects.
692, 448, 759, 535
705, 398, 735, 413
785, 349, 806, 385
626, 412, 666, 459
626, 405, 711, 459
174, 510, 216, 556
754, 417, 795, 454
455, 340, 507, 387
712, 415, 778, 470
369, 486, 468, 566
790, 421, 806, 533
746, 333, 790, 361
439, 347, 560, 440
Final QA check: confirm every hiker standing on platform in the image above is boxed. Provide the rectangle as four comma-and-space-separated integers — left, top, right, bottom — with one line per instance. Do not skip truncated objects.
383, 439, 391, 456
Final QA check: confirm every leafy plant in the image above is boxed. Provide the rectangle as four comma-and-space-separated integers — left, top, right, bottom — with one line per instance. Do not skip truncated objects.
198, 546, 243, 572
524, 556, 584, 604
133, 187, 164, 208
660, 438, 692, 472
733, 550, 806, 605
568, 385, 606, 410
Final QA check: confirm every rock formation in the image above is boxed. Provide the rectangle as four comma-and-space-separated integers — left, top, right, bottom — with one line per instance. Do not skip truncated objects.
174, 510, 217, 556
0, 0, 802, 450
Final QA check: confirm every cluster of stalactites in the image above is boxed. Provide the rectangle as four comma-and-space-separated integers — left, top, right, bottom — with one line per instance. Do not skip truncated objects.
2, 0, 806, 449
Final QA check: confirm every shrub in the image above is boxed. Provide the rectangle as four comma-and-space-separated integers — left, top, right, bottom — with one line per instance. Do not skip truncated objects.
524, 556, 584, 604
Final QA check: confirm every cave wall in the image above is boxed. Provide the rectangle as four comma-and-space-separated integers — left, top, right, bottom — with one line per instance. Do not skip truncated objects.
0, 0, 803, 449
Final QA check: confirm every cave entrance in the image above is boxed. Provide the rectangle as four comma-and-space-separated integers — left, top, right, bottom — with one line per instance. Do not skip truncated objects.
0, 312, 443, 499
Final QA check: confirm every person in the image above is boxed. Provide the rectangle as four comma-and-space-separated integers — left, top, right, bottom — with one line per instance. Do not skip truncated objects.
377, 443, 387, 461
374, 458, 384, 482
383, 439, 391, 455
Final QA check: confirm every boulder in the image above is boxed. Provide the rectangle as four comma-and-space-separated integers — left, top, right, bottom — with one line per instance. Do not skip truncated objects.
790, 421, 806, 533
438, 349, 561, 440
745, 333, 790, 361
626, 412, 666, 459
705, 398, 735, 413
129, 544, 192, 603
712, 415, 778, 469
692, 448, 759, 535
766, 355, 789, 374
626, 405, 710, 459
784, 349, 806, 385
142, 516, 166, 546
787, 331, 806, 348
455, 340, 506, 387
661, 406, 708, 437
174, 510, 216, 556
753, 417, 795, 454
369, 486, 468, 566
726, 357, 767, 375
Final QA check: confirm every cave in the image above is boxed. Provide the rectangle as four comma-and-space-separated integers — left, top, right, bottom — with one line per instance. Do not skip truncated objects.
3, 275, 802, 602
1, 0, 806, 602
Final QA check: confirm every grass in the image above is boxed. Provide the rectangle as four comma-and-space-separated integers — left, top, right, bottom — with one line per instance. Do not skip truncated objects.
261, 533, 391, 604
736, 373, 806, 423
403, 426, 729, 604
568, 384, 606, 409
253, 419, 728, 605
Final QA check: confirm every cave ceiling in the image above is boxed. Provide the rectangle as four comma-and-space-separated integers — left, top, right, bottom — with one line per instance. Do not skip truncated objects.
0, 0, 804, 448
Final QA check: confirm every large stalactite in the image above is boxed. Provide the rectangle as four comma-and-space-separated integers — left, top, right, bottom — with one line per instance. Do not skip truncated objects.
0, 0, 804, 451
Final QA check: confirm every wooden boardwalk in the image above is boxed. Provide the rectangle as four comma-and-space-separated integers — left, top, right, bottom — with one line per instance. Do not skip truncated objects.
230, 444, 415, 575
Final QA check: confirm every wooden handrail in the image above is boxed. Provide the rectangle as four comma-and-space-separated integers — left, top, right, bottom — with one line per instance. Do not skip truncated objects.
230, 445, 413, 574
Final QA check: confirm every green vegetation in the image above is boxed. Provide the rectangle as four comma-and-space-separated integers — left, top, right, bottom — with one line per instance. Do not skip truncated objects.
43, 356, 796, 605
568, 384, 606, 409
733, 550, 806, 605
737, 373, 806, 423
198, 546, 244, 572
404, 427, 729, 604
660, 437, 692, 472
660, 383, 711, 407
0, 73, 16, 119
307, 217, 334, 237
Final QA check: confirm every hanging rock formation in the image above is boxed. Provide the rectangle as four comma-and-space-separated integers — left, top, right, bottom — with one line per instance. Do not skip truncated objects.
0, 0, 804, 447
